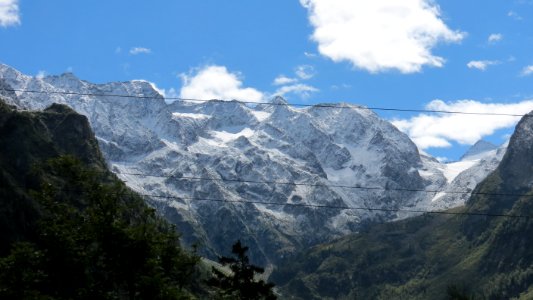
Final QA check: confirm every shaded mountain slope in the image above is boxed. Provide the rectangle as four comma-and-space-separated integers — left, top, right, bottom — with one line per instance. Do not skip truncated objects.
0, 100, 105, 254
0, 100, 202, 299
272, 113, 533, 299
0, 64, 504, 265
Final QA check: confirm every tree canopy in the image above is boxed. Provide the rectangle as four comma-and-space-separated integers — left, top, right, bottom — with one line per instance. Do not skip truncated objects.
208, 240, 276, 300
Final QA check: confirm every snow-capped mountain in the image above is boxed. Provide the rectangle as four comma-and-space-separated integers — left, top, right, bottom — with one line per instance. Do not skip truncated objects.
461, 140, 499, 160
0, 64, 504, 264
414, 142, 506, 211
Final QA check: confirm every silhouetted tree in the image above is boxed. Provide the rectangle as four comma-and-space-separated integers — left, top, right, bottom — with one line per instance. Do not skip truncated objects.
208, 240, 276, 299
0, 156, 199, 299
447, 284, 477, 300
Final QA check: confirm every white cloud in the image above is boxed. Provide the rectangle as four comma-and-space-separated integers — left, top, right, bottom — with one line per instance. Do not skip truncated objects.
295, 65, 316, 79
466, 60, 499, 71
272, 65, 318, 99
273, 75, 298, 86
392, 99, 533, 150
0, 0, 20, 27
165, 87, 179, 99
331, 83, 351, 90
488, 33, 503, 43
521, 65, 533, 76
274, 83, 319, 99
508, 10, 523, 20
179, 65, 265, 102
129, 47, 152, 55
300, 0, 464, 73
36, 70, 47, 79
304, 51, 318, 58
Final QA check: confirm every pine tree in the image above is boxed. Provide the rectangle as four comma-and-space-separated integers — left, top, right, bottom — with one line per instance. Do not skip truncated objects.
208, 240, 276, 299
0, 156, 200, 299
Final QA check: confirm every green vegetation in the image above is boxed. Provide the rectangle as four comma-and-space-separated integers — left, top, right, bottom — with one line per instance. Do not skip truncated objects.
446, 285, 478, 300
272, 157, 533, 298
208, 240, 277, 299
0, 101, 204, 298
0, 155, 201, 299
0, 100, 279, 299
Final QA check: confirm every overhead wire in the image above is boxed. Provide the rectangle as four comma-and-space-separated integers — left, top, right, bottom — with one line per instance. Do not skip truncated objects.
140, 194, 532, 219
0, 87, 528, 117
108, 173, 533, 219
19, 182, 532, 219
119, 172, 533, 198
4, 86, 532, 219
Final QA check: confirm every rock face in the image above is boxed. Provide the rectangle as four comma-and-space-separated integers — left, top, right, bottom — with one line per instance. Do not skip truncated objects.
0, 64, 504, 264
461, 140, 498, 160
0, 99, 107, 254
415, 142, 507, 211
272, 110, 533, 300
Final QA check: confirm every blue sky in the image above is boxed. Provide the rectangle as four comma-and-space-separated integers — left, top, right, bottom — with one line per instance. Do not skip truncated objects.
1, 0, 533, 160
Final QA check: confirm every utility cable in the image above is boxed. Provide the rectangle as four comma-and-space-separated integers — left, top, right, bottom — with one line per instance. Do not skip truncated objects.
119, 172, 533, 198
1, 88, 527, 117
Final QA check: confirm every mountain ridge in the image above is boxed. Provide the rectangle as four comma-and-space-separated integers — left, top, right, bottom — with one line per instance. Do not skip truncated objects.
271, 111, 533, 299
0, 63, 505, 264
0, 98, 204, 298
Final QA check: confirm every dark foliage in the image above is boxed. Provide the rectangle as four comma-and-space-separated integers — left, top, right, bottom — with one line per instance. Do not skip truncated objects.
446, 285, 477, 300
0, 156, 199, 299
208, 240, 276, 299
271, 113, 533, 299
0, 101, 204, 299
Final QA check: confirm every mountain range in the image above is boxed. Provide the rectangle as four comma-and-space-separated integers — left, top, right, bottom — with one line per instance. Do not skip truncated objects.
0, 63, 505, 265
272, 110, 533, 299
0, 99, 206, 298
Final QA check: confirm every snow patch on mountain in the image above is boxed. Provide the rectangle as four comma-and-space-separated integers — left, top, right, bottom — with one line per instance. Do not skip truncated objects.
416, 143, 505, 210
172, 112, 210, 120
0, 63, 505, 264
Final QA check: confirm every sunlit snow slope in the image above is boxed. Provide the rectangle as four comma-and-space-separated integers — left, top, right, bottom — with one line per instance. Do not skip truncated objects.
0, 64, 504, 264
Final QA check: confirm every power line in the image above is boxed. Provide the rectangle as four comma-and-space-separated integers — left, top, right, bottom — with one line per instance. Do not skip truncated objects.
138, 193, 533, 220
4, 86, 531, 218
33, 183, 533, 219
2, 88, 528, 117
119, 172, 533, 198
13, 179, 532, 219
29, 168, 532, 199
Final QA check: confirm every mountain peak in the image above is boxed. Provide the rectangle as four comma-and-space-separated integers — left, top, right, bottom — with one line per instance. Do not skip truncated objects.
460, 140, 498, 160
270, 96, 288, 105
0, 63, 504, 266
498, 110, 533, 187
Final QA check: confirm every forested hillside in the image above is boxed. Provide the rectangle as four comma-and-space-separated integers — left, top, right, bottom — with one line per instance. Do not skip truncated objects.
0, 100, 202, 299
272, 112, 533, 299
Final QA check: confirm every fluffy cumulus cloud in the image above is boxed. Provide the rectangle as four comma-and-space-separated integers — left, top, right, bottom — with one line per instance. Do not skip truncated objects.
467, 60, 499, 71
274, 84, 319, 99
179, 65, 265, 102
295, 65, 316, 79
36, 70, 47, 79
300, 0, 464, 73
508, 11, 522, 20
273, 75, 298, 86
129, 47, 152, 55
521, 65, 533, 76
272, 65, 319, 99
488, 33, 503, 43
392, 99, 533, 150
0, 0, 20, 27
